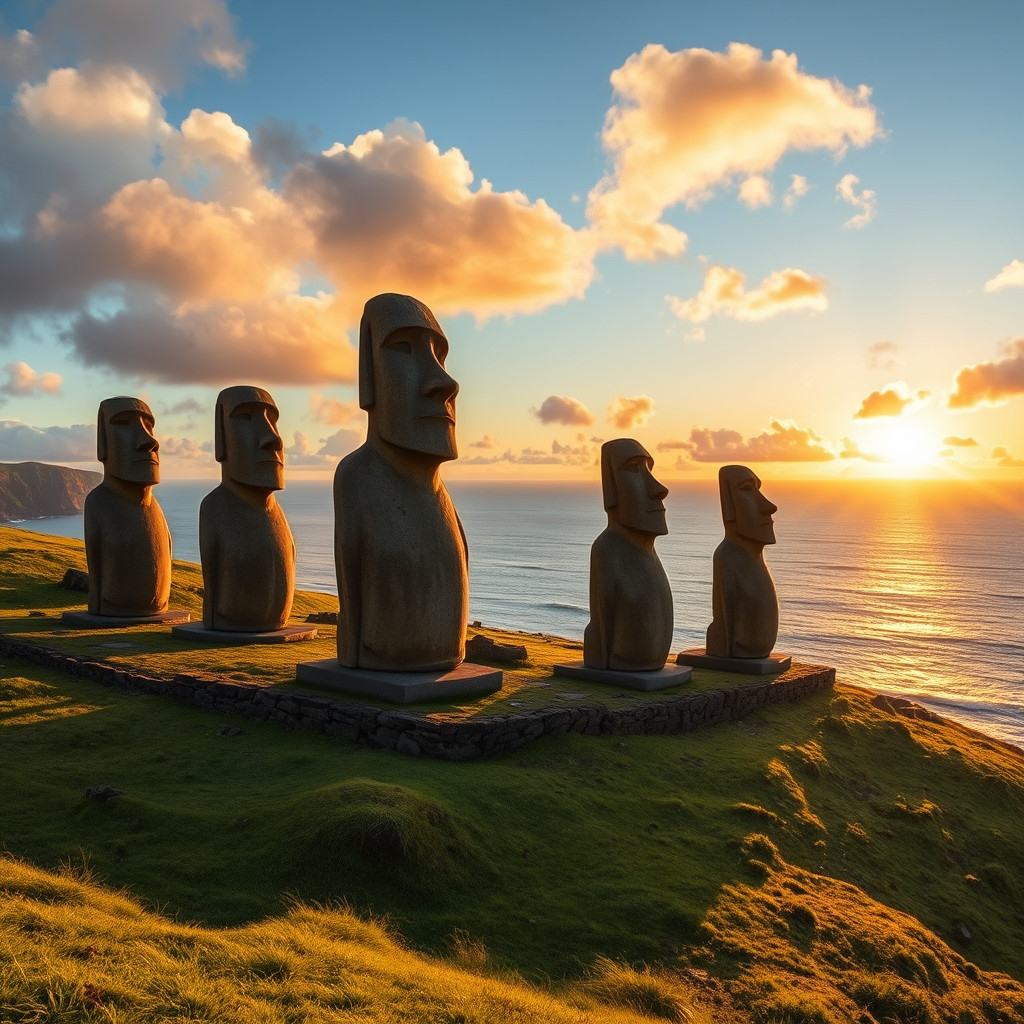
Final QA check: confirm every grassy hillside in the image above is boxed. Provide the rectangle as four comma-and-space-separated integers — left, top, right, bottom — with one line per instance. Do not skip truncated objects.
2, 526, 1024, 1021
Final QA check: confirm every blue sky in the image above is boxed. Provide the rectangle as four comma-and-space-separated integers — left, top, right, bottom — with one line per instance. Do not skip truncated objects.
0, 0, 1021, 479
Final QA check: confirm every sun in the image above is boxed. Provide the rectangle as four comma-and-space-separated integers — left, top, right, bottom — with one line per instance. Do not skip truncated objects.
866, 421, 939, 474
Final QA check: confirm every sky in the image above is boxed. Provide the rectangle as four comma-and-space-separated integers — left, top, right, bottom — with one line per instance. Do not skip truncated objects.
0, 0, 1021, 482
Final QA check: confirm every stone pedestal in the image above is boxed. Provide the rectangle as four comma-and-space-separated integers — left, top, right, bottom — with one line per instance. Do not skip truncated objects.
675, 647, 791, 674
171, 623, 317, 644
296, 659, 502, 704
62, 609, 190, 628
553, 660, 691, 691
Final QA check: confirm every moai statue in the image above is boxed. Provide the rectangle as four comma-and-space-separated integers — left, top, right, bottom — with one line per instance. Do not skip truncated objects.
63, 397, 188, 626
297, 292, 501, 702
676, 464, 790, 673
555, 439, 690, 690
173, 386, 314, 644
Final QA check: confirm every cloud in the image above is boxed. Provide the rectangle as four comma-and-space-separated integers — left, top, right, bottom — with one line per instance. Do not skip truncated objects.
469, 434, 499, 449
984, 259, 1024, 294
157, 436, 212, 461
607, 395, 654, 429
866, 340, 900, 369
948, 338, 1024, 409
665, 419, 835, 462
839, 437, 886, 462
782, 174, 809, 211
667, 264, 827, 323
992, 446, 1024, 468
738, 175, 772, 209
532, 394, 595, 427
853, 382, 930, 419
587, 42, 880, 258
836, 173, 876, 228
286, 119, 596, 322
462, 439, 597, 466
1, 361, 62, 399
285, 427, 362, 467
162, 396, 205, 417
0, 418, 93, 461
309, 392, 361, 427
942, 435, 977, 447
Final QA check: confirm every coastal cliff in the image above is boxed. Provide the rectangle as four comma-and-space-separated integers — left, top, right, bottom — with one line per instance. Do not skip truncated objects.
0, 461, 100, 522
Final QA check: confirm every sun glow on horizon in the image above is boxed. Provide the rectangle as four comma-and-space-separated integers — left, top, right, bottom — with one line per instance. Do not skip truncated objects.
860, 420, 941, 476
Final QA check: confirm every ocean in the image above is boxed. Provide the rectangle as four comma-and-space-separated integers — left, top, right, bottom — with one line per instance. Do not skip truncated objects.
12, 477, 1024, 750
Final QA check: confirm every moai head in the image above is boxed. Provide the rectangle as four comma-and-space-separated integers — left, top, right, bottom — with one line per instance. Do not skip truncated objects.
215, 385, 285, 492
601, 437, 669, 539
719, 464, 777, 547
97, 397, 160, 486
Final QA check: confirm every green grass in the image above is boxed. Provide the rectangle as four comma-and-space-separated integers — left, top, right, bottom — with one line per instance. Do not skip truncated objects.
3, 525, 1024, 1021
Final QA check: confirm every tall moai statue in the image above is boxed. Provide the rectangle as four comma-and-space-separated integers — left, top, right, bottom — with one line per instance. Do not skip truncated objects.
555, 439, 691, 690
297, 292, 501, 702
172, 386, 315, 644
63, 397, 189, 627
676, 465, 791, 674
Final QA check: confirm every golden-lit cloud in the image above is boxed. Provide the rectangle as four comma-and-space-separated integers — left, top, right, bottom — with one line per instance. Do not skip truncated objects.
287, 120, 596, 322
463, 439, 597, 466
948, 339, 1024, 409
607, 395, 654, 429
782, 174, 809, 211
1, 361, 62, 398
984, 259, 1024, 293
667, 265, 827, 323
836, 173, 876, 228
532, 394, 595, 427
157, 436, 212, 461
469, 434, 499, 449
992, 446, 1024, 468
588, 42, 880, 258
738, 175, 772, 209
309, 392, 362, 427
286, 428, 362, 467
867, 340, 901, 369
853, 382, 930, 419
661, 419, 835, 462
839, 437, 885, 462
942, 435, 978, 447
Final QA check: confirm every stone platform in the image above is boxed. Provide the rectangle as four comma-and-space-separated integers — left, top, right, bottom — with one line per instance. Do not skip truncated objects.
171, 623, 317, 644
296, 659, 502, 704
553, 660, 691, 691
62, 609, 191, 628
676, 647, 791, 674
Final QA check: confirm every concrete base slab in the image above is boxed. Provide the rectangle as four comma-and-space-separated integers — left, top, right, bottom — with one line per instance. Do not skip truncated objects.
295, 659, 502, 704
675, 647, 791, 674
553, 660, 692, 690
62, 609, 191, 628
171, 623, 317, 644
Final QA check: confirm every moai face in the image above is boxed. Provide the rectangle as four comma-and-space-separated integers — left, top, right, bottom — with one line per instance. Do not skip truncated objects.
360, 293, 458, 462
721, 465, 777, 546
216, 386, 285, 492
98, 397, 160, 486
603, 438, 668, 537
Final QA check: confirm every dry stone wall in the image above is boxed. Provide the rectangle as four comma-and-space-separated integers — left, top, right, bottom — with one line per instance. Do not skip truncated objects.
0, 633, 834, 760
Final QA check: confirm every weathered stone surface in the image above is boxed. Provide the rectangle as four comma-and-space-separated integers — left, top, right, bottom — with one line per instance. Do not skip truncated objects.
465, 634, 528, 664
59, 568, 89, 592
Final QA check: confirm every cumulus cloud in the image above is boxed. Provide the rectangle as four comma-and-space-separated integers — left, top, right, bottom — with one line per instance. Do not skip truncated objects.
867, 340, 901, 369
853, 382, 930, 419
992, 446, 1024, 468
667, 264, 827, 323
607, 395, 654, 429
0, 418, 93, 461
943, 435, 978, 447
1, 361, 62, 399
836, 173, 876, 228
469, 434, 499, 449
984, 259, 1024, 294
663, 419, 835, 462
285, 427, 361, 467
948, 338, 1024, 409
839, 437, 886, 462
738, 175, 772, 209
532, 394, 595, 427
782, 174, 809, 211
309, 392, 362, 427
587, 42, 880, 258
162, 396, 205, 417
157, 436, 212, 461
287, 119, 595, 322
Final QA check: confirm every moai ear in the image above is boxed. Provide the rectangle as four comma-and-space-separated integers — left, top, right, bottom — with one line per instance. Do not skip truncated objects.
214, 400, 226, 462
358, 312, 375, 410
